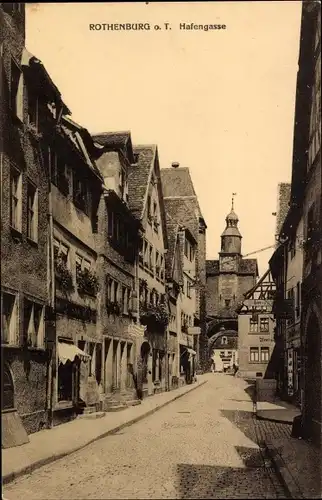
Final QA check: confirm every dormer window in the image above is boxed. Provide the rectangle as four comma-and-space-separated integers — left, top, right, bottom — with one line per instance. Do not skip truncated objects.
221, 336, 228, 345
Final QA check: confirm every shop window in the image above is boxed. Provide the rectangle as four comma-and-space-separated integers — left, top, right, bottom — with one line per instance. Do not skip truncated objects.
250, 347, 259, 362
1, 291, 19, 345
10, 165, 22, 232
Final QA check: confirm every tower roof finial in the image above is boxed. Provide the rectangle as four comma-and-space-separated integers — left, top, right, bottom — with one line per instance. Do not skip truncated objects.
232, 192, 237, 211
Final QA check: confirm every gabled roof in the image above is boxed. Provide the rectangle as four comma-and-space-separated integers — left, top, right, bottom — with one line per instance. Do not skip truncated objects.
163, 197, 199, 242
206, 260, 219, 275
60, 116, 103, 181
238, 258, 259, 276
161, 167, 197, 197
128, 144, 168, 248
164, 214, 184, 284
243, 269, 274, 300
21, 49, 70, 114
92, 131, 135, 164
161, 167, 207, 227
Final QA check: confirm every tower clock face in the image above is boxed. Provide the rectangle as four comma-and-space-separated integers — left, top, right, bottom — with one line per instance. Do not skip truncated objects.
220, 256, 236, 271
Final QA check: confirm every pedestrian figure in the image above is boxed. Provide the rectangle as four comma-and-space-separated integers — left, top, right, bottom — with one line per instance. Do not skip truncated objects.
128, 363, 143, 400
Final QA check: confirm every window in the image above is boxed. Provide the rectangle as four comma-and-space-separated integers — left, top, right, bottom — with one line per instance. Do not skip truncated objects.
184, 239, 189, 258
147, 195, 152, 220
289, 238, 296, 260
259, 317, 269, 332
249, 319, 258, 333
260, 347, 269, 362
28, 90, 38, 131
73, 171, 88, 213
54, 239, 69, 265
52, 155, 70, 196
23, 299, 44, 348
187, 280, 192, 298
10, 57, 23, 121
1, 292, 19, 345
122, 287, 130, 314
221, 336, 227, 345
189, 245, 194, 262
10, 166, 22, 232
149, 245, 154, 270
27, 182, 38, 242
76, 254, 91, 279
225, 299, 231, 307
250, 347, 259, 362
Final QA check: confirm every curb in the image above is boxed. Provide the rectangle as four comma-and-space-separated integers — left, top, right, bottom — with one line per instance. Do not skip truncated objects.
3, 379, 208, 486
256, 413, 294, 425
264, 442, 304, 499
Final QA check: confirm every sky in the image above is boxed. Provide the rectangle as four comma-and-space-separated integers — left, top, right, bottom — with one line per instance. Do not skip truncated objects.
26, 1, 302, 276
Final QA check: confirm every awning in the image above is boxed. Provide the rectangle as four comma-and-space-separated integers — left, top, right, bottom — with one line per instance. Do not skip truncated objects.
58, 341, 91, 365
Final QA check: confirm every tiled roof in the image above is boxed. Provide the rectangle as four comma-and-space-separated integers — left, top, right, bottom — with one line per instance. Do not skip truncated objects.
127, 145, 156, 218
206, 260, 219, 275
163, 198, 199, 242
275, 183, 291, 238
238, 258, 258, 275
60, 117, 102, 180
160, 167, 196, 197
92, 131, 131, 149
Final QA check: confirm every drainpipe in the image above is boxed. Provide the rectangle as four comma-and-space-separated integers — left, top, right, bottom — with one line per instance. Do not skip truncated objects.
47, 145, 56, 428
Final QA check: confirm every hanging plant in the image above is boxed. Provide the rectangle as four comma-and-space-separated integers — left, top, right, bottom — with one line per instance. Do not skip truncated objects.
55, 254, 74, 293
140, 302, 169, 328
139, 278, 148, 294
77, 268, 99, 297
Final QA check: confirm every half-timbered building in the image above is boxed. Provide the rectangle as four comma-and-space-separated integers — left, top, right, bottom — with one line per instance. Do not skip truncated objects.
237, 270, 276, 379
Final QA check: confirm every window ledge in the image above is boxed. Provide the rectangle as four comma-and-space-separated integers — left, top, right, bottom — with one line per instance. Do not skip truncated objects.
55, 401, 74, 411
27, 237, 38, 248
10, 226, 22, 241
1, 343, 21, 349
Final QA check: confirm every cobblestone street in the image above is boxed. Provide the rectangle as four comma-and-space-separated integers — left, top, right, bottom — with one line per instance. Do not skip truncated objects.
4, 375, 288, 499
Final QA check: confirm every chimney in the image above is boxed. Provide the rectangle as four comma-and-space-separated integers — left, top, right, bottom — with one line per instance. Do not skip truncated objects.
171, 162, 180, 168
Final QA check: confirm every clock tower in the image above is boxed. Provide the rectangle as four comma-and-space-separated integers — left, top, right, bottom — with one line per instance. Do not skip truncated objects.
219, 195, 242, 273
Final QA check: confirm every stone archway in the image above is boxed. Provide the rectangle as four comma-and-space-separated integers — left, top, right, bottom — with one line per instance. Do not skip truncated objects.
2, 363, 15, 411
303, 310, 321, 437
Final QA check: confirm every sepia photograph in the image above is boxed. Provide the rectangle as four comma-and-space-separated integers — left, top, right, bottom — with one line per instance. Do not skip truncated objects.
1, 1, 321, 498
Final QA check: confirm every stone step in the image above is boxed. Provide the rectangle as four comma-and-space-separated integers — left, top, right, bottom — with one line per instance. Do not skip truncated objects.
78, 411, 106, 420
82, 406, 98, 415
126, 400, 141, 407
105, 404, 128, 413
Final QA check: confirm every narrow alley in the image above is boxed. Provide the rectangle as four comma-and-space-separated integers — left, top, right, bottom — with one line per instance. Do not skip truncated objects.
3, 375, 288, 500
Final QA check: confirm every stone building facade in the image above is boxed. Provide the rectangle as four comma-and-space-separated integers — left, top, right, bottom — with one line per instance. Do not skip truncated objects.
161, 163, 207, 372
1, 3, 69, 438
49, 116, 104, 425
270, 2, 321, 445
128, 145, 169, 397
93, 132, 143, 405
206, 202, 258, 357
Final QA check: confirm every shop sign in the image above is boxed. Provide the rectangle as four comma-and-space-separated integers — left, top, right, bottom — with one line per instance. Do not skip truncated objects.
287, 349, 294, 396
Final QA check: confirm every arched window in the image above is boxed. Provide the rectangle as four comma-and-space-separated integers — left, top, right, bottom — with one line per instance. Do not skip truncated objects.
2, 364, 14, 410
221, 336, 227, 345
